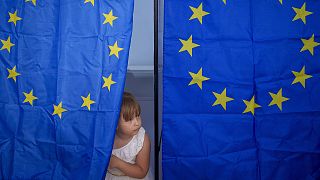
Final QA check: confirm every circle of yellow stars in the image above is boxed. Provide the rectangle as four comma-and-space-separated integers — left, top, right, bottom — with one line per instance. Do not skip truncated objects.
176, 1, 319, 116
2, 1, 125, 120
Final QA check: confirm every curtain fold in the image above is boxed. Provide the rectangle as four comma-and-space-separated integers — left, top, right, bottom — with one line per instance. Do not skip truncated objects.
163, 0, 320, 179
0, 0, 134, 179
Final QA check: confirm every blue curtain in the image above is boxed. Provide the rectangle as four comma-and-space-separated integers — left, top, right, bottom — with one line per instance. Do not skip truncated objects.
163, 0, 320, 179
0, 0, 134, 179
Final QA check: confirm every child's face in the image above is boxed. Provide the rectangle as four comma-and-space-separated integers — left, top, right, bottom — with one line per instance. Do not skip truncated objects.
117, 113, 141, 137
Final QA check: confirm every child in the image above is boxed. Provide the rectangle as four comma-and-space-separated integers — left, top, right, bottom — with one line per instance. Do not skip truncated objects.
105, 92, 152, 180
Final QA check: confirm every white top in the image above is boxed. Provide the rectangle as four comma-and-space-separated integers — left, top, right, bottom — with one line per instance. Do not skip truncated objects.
105, 127, 152, 180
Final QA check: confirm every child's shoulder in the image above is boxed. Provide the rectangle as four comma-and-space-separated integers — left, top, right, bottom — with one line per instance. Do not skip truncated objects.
138, 127, 150, 148
138, 126, 145, 136
136, 127, 146, 146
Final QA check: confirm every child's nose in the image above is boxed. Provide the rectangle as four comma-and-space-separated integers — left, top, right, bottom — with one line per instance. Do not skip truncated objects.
134, 118, 140, 125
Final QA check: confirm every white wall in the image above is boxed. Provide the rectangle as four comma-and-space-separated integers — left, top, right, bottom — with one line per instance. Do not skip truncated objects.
128, 0, 154, 71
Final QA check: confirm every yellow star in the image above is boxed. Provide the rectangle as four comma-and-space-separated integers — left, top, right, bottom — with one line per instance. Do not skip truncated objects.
84, 0, 94, 6
300, 34, 319, 56
53, 102, 67, 119
188, 68, 210, 89
25, 0, 36, 6
279, 0, 283, 5
102, 74, 116, 91
1, 36, 15, 53
103, 10, 118, 26
292, 3, 313, 24
243, 96, 261, 115
7, 66, 20, 82
222, 0, 227, 5
109, 41, 123, 59
292, 66, 312, 88
212, 88, 234, 110
8, 10, 22, 26
23, 90, 38, 106
189, 3, 210, 24
179, 35, 200, 57
81, 93, 95, 111
268, 88, 289, 111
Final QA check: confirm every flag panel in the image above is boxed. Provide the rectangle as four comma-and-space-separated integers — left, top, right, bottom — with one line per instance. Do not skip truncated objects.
0, 0, 134, 179
163, 0, 320, 179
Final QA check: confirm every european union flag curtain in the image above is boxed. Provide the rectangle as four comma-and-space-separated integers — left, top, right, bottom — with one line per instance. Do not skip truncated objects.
0, 0, 133, 179
163, 0, 320, 179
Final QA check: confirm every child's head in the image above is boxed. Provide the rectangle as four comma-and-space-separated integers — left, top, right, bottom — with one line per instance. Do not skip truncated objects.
121, 92, 141, 121
117, 92, 142, 136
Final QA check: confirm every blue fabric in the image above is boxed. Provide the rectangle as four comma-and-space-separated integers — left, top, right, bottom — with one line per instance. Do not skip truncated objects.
0, 0, 134, 179
163, 0, 320, 179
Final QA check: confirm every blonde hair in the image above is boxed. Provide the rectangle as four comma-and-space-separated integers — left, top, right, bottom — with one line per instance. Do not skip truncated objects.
121, 92, 141, 121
